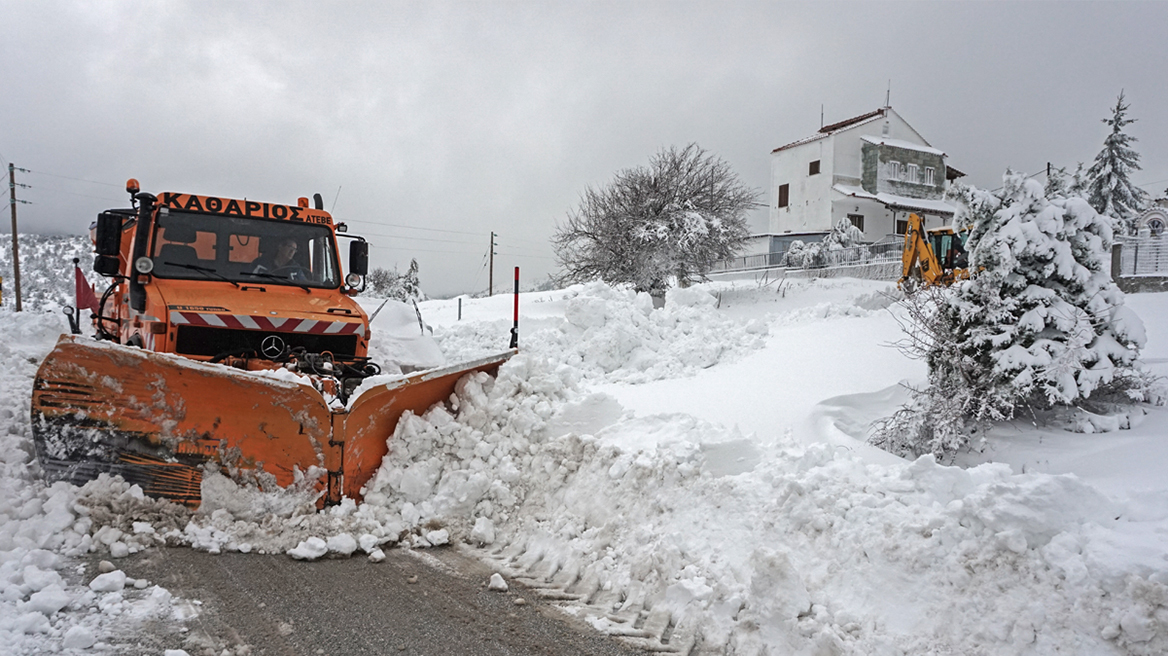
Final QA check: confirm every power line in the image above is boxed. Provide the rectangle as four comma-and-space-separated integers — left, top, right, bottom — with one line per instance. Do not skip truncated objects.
497, 252, 553, 260
24, 169, 122, 187
343, 217, 485, 237
353, 226, 551, 253
369, 244, 484, 256
500, 236, 550, 248
27, 186, 124, 203
350, 228, 484, 246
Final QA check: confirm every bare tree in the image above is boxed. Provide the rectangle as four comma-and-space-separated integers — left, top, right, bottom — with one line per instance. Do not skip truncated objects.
553, 144, 760, 294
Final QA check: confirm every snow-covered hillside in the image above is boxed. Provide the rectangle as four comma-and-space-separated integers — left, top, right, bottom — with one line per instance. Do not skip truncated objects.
0, 234, 93, 311
1, 265, 1166, 654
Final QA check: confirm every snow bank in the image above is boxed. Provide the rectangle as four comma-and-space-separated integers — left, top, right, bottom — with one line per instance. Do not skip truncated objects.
358, 297, 446, 374
436, 282, 768, 383
351, 340, 1168, 654
4, 279, 1168, 655
0, 310, 194, 654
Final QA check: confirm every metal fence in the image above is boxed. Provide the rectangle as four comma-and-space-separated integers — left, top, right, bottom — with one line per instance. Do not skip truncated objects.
713, 236, 1168, 284
710, 252, 784, 272
711, 240, 904, 275
1117, 236, 1168, 277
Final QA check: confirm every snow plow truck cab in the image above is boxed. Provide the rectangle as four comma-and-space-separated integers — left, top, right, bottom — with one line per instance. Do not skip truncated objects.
32, 180, 515, 507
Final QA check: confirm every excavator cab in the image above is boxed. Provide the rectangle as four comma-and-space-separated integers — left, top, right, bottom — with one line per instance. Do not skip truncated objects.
930, 231, 967, 271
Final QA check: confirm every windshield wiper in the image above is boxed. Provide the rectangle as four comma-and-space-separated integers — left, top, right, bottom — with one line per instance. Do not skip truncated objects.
240, 270, 312, 293
164, 262, 240, 288
240, 270, 287, 281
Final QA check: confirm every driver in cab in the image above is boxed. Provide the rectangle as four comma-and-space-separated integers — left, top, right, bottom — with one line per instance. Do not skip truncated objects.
251, 238, 307, 279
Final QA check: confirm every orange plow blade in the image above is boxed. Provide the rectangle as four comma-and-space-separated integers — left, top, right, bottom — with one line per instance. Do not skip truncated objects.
31, 335, 515, 507
32, 335, 338, 506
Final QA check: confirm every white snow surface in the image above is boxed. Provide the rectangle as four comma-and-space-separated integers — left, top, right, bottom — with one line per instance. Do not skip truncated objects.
2, 278, 1168, 654
0, 310, 191, 653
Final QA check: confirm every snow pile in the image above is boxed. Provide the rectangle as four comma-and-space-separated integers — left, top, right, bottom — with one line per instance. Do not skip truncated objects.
436, 281, 768, 383
0, 309, 194, 654
181, 471, 404, 557
349, 344, 1168, 654
361, 355, 581, 538
361, 297, 446, 374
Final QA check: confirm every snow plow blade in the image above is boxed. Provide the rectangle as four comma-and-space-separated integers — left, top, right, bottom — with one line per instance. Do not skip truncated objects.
31, 335, 515, 507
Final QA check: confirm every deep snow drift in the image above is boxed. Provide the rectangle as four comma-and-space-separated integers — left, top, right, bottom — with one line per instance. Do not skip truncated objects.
2, 277, 1167, 655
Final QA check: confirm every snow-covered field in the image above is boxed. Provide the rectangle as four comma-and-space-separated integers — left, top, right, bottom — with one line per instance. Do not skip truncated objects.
2, 275, 1167, 654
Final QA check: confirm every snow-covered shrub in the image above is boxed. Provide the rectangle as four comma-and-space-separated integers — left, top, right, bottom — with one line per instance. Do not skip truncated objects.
780, 218, 868, 269
367, 258, 425, 302
874, 172, 1152, 458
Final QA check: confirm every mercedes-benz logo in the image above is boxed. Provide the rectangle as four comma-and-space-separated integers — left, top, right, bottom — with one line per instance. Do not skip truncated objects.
260, 335, 286, 360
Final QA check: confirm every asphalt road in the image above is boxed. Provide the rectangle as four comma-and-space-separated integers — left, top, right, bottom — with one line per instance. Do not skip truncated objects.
110, 546, 650, 656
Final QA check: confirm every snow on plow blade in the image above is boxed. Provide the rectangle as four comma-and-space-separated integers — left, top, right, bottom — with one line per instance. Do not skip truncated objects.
31, 335, 515, 507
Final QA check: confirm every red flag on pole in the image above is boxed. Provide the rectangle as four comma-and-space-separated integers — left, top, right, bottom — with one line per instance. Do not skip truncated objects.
75, 262, 100, 312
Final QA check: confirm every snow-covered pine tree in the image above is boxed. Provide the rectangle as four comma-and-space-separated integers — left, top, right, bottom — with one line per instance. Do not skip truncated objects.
1045, 165, 1068, 199
1068, 163, 1090, 198
874, 172, 1149, 458
1087, 92, 1150, 234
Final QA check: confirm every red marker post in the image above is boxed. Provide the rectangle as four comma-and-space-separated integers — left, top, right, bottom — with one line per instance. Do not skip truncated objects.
509, 266, 519, 349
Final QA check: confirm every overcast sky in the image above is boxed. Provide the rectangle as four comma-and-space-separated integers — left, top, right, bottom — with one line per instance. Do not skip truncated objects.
3, 1, 1167, 297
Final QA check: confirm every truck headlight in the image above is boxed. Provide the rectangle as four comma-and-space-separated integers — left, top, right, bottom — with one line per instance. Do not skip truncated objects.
345, 273, 362, 287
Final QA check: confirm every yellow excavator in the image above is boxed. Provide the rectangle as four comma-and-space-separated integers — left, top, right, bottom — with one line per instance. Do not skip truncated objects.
898, 213, 969, 292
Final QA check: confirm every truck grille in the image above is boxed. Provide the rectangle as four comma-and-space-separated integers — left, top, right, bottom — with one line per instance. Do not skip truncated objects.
175, 325, 359, 359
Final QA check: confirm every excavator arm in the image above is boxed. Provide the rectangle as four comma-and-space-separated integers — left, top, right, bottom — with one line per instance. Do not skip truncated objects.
898, 213, 968, 292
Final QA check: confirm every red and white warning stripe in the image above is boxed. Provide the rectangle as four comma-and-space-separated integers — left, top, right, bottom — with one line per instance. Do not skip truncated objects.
169, 311, 365, 336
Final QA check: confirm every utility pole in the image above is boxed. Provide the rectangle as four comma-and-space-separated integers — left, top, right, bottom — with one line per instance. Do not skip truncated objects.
8, 163, 26, 312
488, 231, 497, 296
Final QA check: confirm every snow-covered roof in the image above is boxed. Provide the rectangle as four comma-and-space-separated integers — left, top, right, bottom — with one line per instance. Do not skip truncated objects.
771, 108, 889, 153
860, 135, 945, 157
833, 184, 956, 215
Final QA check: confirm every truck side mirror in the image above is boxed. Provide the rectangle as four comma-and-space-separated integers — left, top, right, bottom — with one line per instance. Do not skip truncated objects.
95, 212, 121, 256
93, 212, 123, 276
349, 240, 368, 276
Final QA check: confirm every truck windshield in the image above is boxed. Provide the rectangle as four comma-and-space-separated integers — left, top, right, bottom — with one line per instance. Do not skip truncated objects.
150, 210, 340, 288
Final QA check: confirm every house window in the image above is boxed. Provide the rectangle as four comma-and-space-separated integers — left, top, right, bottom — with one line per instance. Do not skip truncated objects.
847, 214, 864, 231
895, 218, 908, 235
907, 164, 919, 183
778, 184, 790, 208
925, 167, 935, 185
809, 160, 820, 176
888, 161, 901, 181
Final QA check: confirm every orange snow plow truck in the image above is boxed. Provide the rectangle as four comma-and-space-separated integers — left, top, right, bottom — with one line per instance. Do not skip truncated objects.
31, 180, 515, 507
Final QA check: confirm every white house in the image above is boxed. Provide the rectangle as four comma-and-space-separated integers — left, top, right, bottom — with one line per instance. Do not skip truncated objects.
757, 106, 963, 255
